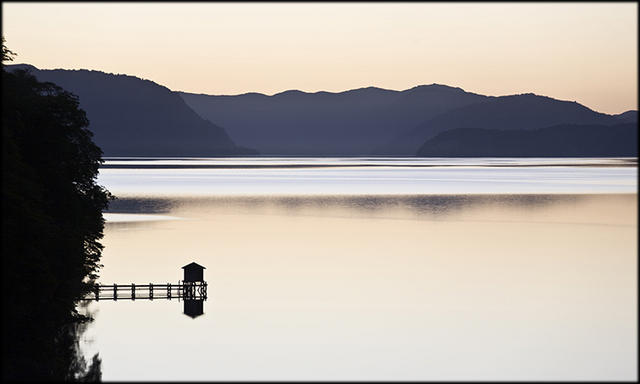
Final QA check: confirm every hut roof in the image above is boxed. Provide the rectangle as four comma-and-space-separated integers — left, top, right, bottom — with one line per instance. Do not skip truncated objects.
182, 262, 206, 270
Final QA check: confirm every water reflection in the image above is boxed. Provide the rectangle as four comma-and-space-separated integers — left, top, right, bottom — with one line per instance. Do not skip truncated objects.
103, 193, 637, 230
106, 194, 589, 219
91, 192, 637, 381
107, 197, 174, 214
70, 301, 103, 381
184, 299, 204, 319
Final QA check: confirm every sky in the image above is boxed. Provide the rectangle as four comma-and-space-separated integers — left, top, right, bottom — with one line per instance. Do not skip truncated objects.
2, 2, 637, 114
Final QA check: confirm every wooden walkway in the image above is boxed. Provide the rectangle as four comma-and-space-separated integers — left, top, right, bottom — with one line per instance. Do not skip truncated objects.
86, 281, 207, 301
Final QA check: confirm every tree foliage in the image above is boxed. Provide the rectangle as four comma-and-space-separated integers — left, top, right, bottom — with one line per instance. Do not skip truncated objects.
2, 39, 111, 381
2, 36, 17, 62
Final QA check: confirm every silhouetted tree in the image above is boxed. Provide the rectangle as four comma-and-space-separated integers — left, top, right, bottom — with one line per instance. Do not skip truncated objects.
2, 37, 16, 62
2, 38, 110, 381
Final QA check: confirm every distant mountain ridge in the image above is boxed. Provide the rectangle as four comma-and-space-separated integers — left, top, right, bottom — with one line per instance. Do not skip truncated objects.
376, 93, 624, 155
614, 110, 638, 123
179, 84, 488, 155
5, 64, 256, 156
180, 85, 632, 156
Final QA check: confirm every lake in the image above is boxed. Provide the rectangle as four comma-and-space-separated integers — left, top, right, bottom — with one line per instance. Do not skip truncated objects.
82, 157, 637, 381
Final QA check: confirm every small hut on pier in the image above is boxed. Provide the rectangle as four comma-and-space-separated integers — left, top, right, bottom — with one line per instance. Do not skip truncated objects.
182, 262, 206, 282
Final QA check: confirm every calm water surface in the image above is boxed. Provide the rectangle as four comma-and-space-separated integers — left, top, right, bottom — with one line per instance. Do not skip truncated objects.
82, 158, 637, 381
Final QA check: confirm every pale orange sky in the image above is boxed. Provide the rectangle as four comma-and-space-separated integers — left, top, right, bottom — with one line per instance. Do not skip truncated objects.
2, 2, 637, 114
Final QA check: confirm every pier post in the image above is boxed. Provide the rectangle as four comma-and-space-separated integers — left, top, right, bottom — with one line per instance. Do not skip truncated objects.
132, 283, 135, 300
114, 283, 117, 301
167, 283, 171, 300
149, 283, 153, 300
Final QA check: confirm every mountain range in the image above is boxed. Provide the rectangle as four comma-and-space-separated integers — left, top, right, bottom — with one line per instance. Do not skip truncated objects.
5, 64, 256, 156
181, 87, 634, 156
179, 84, 488, 155
378, 93, 626, 155
6, 63, 637, 157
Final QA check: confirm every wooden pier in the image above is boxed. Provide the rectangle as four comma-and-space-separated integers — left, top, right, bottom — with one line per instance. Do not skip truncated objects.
83, 262, 208, 318
87, 281, 207, 301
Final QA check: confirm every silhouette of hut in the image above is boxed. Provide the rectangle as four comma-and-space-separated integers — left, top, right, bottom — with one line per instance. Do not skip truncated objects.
182, 262, 205, 282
